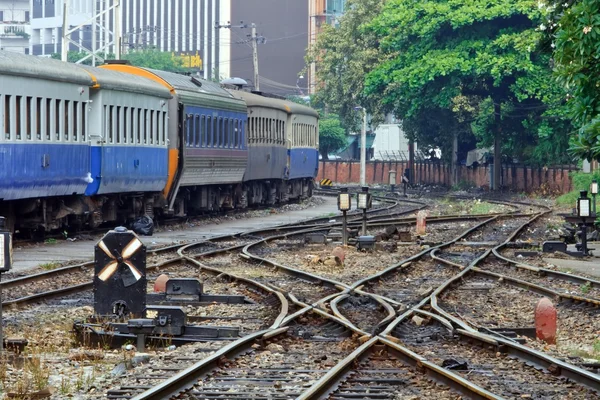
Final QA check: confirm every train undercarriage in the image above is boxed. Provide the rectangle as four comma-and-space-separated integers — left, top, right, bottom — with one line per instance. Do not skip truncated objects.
0, 178, 315, 237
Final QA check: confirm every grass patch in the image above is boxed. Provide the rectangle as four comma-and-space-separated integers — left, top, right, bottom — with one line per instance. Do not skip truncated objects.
470, 201, 495, 215
40, 262, 61, 270
581, 281, 592, 294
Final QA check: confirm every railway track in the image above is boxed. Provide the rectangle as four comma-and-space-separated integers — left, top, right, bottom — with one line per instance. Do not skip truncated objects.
8, 193, 600, 399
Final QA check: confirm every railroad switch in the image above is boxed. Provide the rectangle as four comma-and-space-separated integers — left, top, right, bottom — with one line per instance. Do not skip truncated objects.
357, 236, 376, 251
147, 278, 246, 305
75, 228, 243, 349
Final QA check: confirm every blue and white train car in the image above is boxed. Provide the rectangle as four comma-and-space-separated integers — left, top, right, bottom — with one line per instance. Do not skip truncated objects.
285, 101, 319, 198
0, 52, 94, 202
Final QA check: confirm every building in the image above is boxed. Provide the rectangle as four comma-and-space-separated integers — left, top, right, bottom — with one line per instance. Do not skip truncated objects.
30, 0, 228, 79
0, 0, 31, 54
308, 0, 346, 94
229, 0, 309, 96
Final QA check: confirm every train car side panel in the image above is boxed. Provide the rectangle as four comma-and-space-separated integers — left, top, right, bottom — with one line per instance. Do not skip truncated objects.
0, 76, 91, 200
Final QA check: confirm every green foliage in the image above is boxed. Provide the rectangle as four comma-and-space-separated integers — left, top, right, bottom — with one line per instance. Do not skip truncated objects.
555, 171, 600, 205
363, 0, 573, 165
307, 0, 387, 131
123, 49, 186, 72
552, 0, 600, 160
581, 281, 592, 294
319, 115, 347, 159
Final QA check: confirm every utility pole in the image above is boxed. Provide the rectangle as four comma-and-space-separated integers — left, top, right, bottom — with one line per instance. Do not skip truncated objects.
251, 23, 259, 91
216, 21, 265, 91
360, 109, 367, 186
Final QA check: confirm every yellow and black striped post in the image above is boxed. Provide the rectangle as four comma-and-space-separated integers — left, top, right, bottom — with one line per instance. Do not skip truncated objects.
320, 178, 333, 187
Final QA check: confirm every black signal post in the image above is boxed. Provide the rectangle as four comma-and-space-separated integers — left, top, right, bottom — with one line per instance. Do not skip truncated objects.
0, 217, 12, 351
338, 188, 352, 246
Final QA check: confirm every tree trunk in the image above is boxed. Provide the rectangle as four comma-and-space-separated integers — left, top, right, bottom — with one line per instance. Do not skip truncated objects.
493, 103, 501, 191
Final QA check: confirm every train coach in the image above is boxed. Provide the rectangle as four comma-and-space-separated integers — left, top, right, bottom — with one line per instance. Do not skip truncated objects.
0, 51, 319, 235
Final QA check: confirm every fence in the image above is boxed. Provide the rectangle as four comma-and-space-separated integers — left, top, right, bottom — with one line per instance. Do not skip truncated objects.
316, 160, 577, 194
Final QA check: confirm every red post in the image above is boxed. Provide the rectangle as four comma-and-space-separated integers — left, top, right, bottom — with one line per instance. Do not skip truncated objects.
535, 297, 557, 344
154, 274, 170, 293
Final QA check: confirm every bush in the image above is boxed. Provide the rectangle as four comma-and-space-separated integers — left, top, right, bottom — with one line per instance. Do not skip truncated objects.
556, 171, 600, 206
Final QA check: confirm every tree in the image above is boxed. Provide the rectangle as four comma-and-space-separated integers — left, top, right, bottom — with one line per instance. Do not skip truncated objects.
123, 49, 186, 73
51, 51, 114, 65
552, 0, 600, 161
307, 0, 386, 132
364, 0, 573, 165
319, 115, 347, 160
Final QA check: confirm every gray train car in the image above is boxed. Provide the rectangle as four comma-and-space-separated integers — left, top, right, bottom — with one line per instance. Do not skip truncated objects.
101, 64, 248, 215
231, 90, 288, 205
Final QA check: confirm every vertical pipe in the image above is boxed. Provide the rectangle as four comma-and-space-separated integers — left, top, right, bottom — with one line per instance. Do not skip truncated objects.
114, 0, 121, 59
342, 211, 347, 246
61, 0, 69, 61
360, 109, 366, 186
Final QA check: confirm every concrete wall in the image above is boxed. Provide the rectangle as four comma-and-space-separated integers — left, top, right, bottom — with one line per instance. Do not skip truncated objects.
317, 160, 576, 194
230, 0, 308, 96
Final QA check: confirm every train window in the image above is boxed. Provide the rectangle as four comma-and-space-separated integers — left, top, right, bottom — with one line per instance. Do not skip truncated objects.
115, 106, 121, 144
135, 109, 140, 144
123, 107, 129, 144
194, 115, 200, 147
3, 95, 9, 140
24, 96, 32, 140
205, 116, 210, 147
15, 95, 22, 141
108, 105, 115, 143
162, 112, 167, 145
45, 99, 51, 141
222, 118, 228, 147
82, 102, 87, 142
185, 115, 191, 146
229, 119, 234, 148
151, 110, 156, 145
157, 111, 162, 145
73, 101, 79, 142
233, 120, 239, 148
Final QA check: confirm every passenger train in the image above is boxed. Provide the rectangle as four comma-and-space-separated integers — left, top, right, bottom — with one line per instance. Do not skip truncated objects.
0, 51, 319, 234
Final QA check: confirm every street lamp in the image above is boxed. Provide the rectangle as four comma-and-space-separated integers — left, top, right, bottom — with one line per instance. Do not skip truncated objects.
0, 217, 12, 351
357, 186, 372, 235
591, 180, 598, 215
578, 190, 591, 255
338, 188, 352, 246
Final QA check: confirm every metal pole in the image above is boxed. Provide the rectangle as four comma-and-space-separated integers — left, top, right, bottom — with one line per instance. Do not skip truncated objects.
362, 209, 367, 236
581, 221, 588, 256
61, 0, 69, 61
251, 23, 260, 91
0, 273, 3, 351
342, 211, 347, 246
360, 109, 367, 186
136, 334, 145, 352
594, 194, 597, 216
114, 0, 121, 59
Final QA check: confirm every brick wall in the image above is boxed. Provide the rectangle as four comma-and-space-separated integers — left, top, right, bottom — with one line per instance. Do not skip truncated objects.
317, 161, 576, 194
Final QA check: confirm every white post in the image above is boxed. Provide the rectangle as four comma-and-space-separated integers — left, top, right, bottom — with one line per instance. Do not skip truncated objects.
61, 0, 69, 61
114, 0, 121, 59
360, 109, 367, 186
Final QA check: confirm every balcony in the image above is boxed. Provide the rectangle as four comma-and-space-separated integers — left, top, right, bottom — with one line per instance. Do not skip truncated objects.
0, 23, 30, 39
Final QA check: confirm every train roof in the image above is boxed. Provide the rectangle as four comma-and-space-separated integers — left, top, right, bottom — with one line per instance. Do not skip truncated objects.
0, 51, 94, 86
78, 65, 171, 98
230, 90, 319, 118
144, 69, 232, 97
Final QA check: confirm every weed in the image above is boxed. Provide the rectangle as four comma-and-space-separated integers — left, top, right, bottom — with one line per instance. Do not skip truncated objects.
451, 180, 474, 191
59, 376, 72, 395
470, 201, 495, 215
44, 238, 57, 244
40, 262, 61, 270
581, 281, 592, 294
594, 339, 600, 354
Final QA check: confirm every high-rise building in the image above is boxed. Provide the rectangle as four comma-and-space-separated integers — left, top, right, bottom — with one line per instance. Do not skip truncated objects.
229, 0, 308, 96
0, 0, 31, 54
30, 0, 230, 79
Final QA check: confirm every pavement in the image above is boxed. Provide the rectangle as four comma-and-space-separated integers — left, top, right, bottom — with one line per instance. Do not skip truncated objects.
540, 242, 600, 279
12, 196, 340, 273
